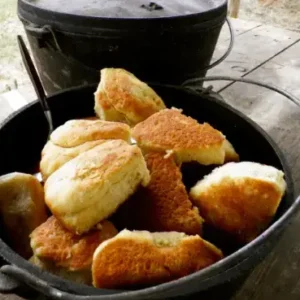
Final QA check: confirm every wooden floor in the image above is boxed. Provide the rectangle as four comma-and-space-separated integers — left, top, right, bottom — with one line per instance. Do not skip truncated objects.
1, 18, 300, 300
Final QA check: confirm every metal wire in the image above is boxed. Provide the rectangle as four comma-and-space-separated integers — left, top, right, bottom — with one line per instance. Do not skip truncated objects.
204, 18, 235, 71
182, 75, 300, 108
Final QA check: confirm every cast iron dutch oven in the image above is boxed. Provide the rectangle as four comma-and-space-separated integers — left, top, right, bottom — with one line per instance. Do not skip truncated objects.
18, 0, 233, 94
0, 72, 300, 299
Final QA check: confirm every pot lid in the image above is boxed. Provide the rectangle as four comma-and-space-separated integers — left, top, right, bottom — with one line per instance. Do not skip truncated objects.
22, 0, 227, 19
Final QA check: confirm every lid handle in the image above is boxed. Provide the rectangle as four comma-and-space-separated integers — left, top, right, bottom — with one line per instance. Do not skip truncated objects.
201, 18, 234, 71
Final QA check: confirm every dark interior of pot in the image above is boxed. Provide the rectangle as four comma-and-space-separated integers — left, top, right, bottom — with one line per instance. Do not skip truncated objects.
0, 84, 294, 296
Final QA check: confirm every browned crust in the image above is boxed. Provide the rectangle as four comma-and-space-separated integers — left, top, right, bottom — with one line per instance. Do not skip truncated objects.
94, 87, 128, 123
92, 235, 223, 289
30, 217, 118, 271
132, 109, 225, 151
116, 152, 203, 234
100, 68, 166, 124
191, 178, 283, 243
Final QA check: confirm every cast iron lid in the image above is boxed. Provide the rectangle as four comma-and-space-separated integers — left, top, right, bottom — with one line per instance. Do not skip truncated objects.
18, 0, 227, 33
22, 0, 227, 19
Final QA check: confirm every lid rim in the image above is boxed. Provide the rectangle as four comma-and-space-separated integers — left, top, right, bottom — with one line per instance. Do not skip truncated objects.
18, 0, 227, 32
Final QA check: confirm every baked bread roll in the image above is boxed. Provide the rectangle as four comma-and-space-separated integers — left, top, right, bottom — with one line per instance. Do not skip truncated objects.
45, 140, 150, 234
94, 68, 166, 126
40, 140, 106, 181
40, 119, 131, 180
190, 162, 287, 243
0, 173, 48, 258
30, 217, 117, 284
92, 229, 223, 289
115, 152, 203, 235
50, 119, 131, 148
132, 108, 239, 165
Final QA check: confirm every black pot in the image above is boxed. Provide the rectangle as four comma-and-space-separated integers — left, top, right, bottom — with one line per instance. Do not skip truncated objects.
0, 82, 299, 299
17, 0, 231, 95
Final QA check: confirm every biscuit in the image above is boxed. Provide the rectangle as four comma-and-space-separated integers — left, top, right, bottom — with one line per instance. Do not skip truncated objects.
132, 109, 239, 165
50, 119, 131, 148
40, 140, 106, 181
116, 152, 203, 235
190, 162, 286, 242
40, 119, 131, 180
92, 229, 223, 289
30, 217, 117, 272
29, 255, 92, 285
0, 173, 48, 258
45, 140, 150, 234
94, 68, 166, 126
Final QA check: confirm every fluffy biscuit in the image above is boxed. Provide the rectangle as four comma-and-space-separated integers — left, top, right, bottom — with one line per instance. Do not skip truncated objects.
40, 140, 106, 181
0, 173, 48, 258
40, 119, 131, 180
94, 80, 128, 123
94, 68, 166, 126
50, 119, 131, 148
92, 229, 223, 289
30, 217, 117, 272
116, 152, 203, 235
132, 109, 239, 165
45, 140, 150, 234
190, 162, 286, 243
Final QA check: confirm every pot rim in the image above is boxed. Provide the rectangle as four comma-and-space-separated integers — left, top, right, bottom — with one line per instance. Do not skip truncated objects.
0, 83, 297, 299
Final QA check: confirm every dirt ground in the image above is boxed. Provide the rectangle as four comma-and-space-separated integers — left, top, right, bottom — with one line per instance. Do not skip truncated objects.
0, 0, 299, 95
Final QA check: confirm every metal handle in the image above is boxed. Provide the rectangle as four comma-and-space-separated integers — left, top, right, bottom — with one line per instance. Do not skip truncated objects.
0, 265, 121, 300
202, 18, 234, 71
24, 24, 62, 52
182, 75, 300, 108
0, 267, 20, 293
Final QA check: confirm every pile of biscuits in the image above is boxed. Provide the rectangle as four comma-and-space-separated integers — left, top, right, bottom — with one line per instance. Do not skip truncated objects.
0, 68, 286, 289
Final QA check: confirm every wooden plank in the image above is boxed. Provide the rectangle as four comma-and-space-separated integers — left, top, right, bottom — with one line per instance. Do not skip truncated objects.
0, 97, 14, 123
206, 25, 300, 91
219, 40, 300, 300
0, 90, 29, 123
217, 18, 262, 43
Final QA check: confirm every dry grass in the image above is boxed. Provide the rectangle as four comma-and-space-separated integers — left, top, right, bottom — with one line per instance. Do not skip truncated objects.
239, 0, 300, 32
0, 0, 32, 96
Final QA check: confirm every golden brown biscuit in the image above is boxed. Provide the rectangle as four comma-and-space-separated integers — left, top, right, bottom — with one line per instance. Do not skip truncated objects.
94, 68, 166, 126
92, 230, 223, 289
224, 140, 240, 162
116, 152, 203, 235
45, 140, 150, 234
50, 119, 131, 148
40, 119, 131, 180
30, 217, 117, 272
30, 255, 92, 285
94, 80, 128, 124
132, 109, 239, 165
40, 140, 106, 181
0, 173, 48, 258
190, 162, 286, 243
